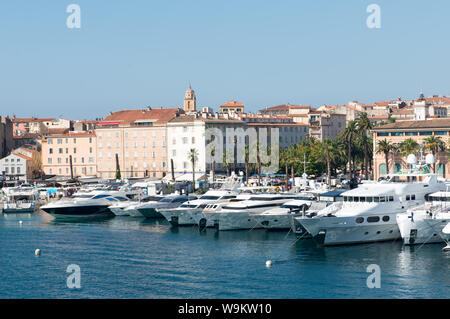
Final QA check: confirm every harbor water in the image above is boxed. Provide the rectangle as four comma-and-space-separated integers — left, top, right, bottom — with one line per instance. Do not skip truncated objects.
0, 212, 449, 299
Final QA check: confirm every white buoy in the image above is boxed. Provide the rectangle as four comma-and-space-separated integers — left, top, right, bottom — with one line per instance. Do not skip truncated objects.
35, 249, 41, 256
265, 260, 272, 267
19, 220, 23, 225
443, 244, 450, 252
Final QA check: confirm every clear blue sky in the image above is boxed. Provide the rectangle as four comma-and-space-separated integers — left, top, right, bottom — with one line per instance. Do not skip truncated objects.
1, 0, 449, 119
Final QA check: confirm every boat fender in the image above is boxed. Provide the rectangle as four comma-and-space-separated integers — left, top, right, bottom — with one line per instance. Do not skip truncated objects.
35, 249, 41, 256
265, 260, 272, 267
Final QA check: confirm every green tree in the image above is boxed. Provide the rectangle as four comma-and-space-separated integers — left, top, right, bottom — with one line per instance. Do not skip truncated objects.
424, 135, 446, 173
376, 139, 393, 175
340, 120, 358, 179
188, 148, 198, 192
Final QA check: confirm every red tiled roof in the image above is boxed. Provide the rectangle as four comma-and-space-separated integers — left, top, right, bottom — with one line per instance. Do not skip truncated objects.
220, 100, 244, 107
260, 104, 311, 111
100, 108, 182, 125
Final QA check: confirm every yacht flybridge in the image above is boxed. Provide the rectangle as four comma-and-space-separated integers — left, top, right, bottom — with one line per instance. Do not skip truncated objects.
297, 157, 446, 245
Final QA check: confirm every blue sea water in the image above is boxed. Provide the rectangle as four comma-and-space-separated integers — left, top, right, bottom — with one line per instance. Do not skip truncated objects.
0, 212, 449, 299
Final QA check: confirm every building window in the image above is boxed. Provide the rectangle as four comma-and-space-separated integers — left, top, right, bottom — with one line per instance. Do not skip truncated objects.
434, 131, 448, 135
379, 163, 387, 175
377, 132, 389, 136
59, 148, 63, 154
73, 138, 76, 144
49, 148, 53, 154
391, 132, 403, 136
419, 131, 433, 136
73, 148, 77, 154
183, 137, 188, 144
405, 132, 418, 136
57, 158, 62, 164
17, 167, 20, 174
48, 158, 52, 164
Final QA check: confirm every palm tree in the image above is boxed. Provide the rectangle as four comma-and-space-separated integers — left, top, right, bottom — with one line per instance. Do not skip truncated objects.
376, 139, 393, 175
287, 144, 298, 187
222, 150, 230, 177
356, 113, 374, 179
340, 120, 358, 179
400, 138, 420, 156
280, 148, 289, 189
321, 139, 333, 186
424, 136, 445, 173
209, 147, 216, 182
188, 148, 198, 192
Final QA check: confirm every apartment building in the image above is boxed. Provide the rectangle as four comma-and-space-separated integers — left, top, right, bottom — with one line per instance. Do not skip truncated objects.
95, 107, 182, 179
308, 112, 346, 141
41, 132, 97, 177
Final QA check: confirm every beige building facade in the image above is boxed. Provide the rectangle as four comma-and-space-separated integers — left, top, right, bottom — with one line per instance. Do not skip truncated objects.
41, 132, 97, 177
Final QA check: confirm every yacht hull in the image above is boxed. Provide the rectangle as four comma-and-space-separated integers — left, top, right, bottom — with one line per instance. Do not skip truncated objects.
41, 205, 112, 216
202, 211, 263, 231
138, 207, 163, 218
397, 212, 450, 245
159, 208, 198, 226
298, 214, 400, 245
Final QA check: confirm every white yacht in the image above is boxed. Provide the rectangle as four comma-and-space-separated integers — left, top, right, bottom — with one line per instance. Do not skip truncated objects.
1, 185, 39, 214
136, 195, 197, 218
397, 191, 450, 245
251, 195, 324, 230
158, 190, 238, 226
196, 195, 252, 228
202, 193, 299, 231
40, 191, 130, 217
108, 195, 163, 216
297, 161, 445, 245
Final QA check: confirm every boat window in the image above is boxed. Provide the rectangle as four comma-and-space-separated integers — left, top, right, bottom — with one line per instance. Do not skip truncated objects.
199, 195, 220, 200
355, 217, 364, 224
344, 196, 348, 202
113, 196, 128, 201
92, 194, 111, 199
160, 197, 175, 202
198, 204, 208, 209
222, 195, 236, 199
281, 204, 304, 209
411, 195, 415, 200
367, 216, 380, 223
382, 216, 390, 222
374, 197, 379, 202
406, 195, 410, 201
180, 204, 197, 209
366, 197, 373, 202
105, 197, 117, 201
360, 197, 366, 202
354, 197, 359, 202
389, 196, 394, 202
379, 197, 386, 202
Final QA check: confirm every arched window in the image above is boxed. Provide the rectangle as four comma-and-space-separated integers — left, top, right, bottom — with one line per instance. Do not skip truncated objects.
379, 163, 387, 175
394, 163, 402, 173
438, 163, 445, 177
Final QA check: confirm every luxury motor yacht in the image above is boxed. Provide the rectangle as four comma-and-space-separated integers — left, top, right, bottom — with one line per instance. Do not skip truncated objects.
201, 193, 299, 231
40, 191, 130, 217
251, 195, 323, 230
195, 194, 252, 228
1, 185, 39, 214
397, 191, 450, 245
158, 190, 238, 226
136, 195, 197, 218
108, 195, 163, 216
297, 162, 446, 245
